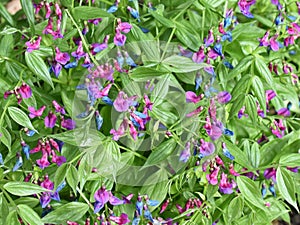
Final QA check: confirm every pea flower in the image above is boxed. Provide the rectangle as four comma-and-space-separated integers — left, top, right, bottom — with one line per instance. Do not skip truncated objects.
19, 82, 32, 99
219, 172, 236, 194
192, 46, 205, 63
110, 213, 130, 225
179, 142, 191, 163
21, 141, 30, 160
71, 41, 85, 60
113, 91, 137, 112
217, 91, 231, 104
114, 28, 127, 46
238, 0, 256, 18
61, 117, 76, 130
127, 6, 140, 22
55, 47, 70, 65
26, 36, 42, 52
222, 143, 235, 160
94, 186, 125, 213
204, 29, 214, 47
45, 111, 57, 128
12, 153, 23, 171
206, 166, 220, 185
28, 105, 46, 118
117, 18, 132, 33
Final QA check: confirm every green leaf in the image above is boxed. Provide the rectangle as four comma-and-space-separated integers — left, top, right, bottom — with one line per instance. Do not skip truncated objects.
8, 107, 37, 132
162, 55, 206, 72
41, 202, 89, 224
236, 176, 265, 210
175, 23, 200, 51
230, 74, 251, 101
223, 140, 253, 169
0, 3, 15, 26
255, 57, 274, 87
226, 55, 253, 81
15, 197, 40, 208
139, 170, 168, 211
54, 163, 68, 190
78, 154, 92, 190
17, 204, 43, 225
6, 211, 20, 225
245, 95, 258, 125
144, 138, 177, 166
25, 52, 54, 89
229, 94, 246, 120
0, 193, 9, 225
226, 196, 243, 223
276, 167, 298, 212
250, 142, 260, 168
66, 164, 79, 195
72, 6, 114, 20
20, 0, 35, 34
279, 154, 300, 168
150, 11, 175, 28
251, 76, 266, 115
4, 182, 48, 196
0, 127, 11, 151
130, 67, 168, 81
151, 74, 170, 104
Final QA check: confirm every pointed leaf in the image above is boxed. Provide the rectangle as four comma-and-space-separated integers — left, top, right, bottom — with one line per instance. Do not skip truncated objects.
25, 52, 54, 89
18, 204, 43, 225
8, 106, 37, 132
251, 76, 266, 115
72, 6, 114, 20
4, 182, 48, 196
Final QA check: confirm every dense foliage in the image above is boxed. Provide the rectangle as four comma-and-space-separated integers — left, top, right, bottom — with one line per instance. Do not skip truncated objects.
0, 0, 300, 224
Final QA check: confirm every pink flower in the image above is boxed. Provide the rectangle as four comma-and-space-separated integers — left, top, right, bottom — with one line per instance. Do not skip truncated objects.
117, 18, 132, 33
192, 46, 205, 63
110, 213, 130, 225
110, 118, 128, 141
28, 105, 46, 118
55, 47, 70, 65
114, 29, 127, 46
186, 91, 203, 103
206, 166, 220, 185
71, 41, 85, 59
19, 83, 32, 99
61, 118, 76, 130
52, 100, 66, 114
26, 36, 42, 52
219, 172, 236, 194
45, 111, 57, 128
36, 153, 50, 169
277, 108, 290, 117
269, 34, 279, 51
113, 91, 137, 112
217, 91, 231, 104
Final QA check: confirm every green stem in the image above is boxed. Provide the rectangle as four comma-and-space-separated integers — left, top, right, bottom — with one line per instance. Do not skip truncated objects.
76, 186, 99, 216
119, 145, 147, 160
160, 27, 176, 61
201, 9, 206, 41
65, 9, 99, 67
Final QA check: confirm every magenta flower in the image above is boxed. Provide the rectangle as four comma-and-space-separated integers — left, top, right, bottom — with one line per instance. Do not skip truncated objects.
26, 36, 42, 52
81, 53, 94, 68
258, 31, 270, 46
129, 122, 138, 140
28, 105, 46, 118
51, 150, 66, 166
117, 18, 132, 33
37, 153, 50, 169
45, 2, 52, 19
206, 166, 220, 185
199, 139, 215, 157
269, 34, 279, 51
266, 90, 276, 103
217, 91, 231, 104
114, 29, 127, 46
271, 119, 285, 138
19, 83, 32, 99
238, 0, 256, 18
219, 172, 236, 194
43, 17, 54, 35
110, 213, 130, 225
207, 48, 219, 60
277, 108, 290, 117
186, 91, 203, 103
110, 118, 128, 141
55, 47, 70, 65
186, 106, 204, 117
113, 91, 137, 112
61, 118, 76, 130
45, 111, 57, 128
192, 46, 205, 63
54, 3, 62, 20
52, 100, 66, 114
51, 61, 62, 77
71, 41, 85, 59
229, 164, 240, 176
94, 186, 124, 213
264, 168, 276, 182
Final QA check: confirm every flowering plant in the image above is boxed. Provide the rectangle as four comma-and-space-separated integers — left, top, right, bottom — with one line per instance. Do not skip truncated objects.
0, 0, 300, 224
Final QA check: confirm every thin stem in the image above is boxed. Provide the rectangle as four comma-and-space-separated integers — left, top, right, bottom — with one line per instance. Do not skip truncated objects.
201, 9, 206, 41
160, 27, 176, 61
76, 186, 99, 216
119, 145, 147, 160
65, 9, 99, 67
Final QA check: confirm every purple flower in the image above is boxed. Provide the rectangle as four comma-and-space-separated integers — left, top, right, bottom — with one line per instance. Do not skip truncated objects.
26, 36, 42, 52
91, 38, 108, 54
269, 34, 280, 51
113, 91, 137, 112
186, 106, 203, 117
217, 91, 231, 104
199, 139, 215, 157
28, 105, 46, 118
50, 61, 62, 77
186, 91, 203, 103
117, 18, 132, 33
266, 90, 276, 103
264, 168, 276, 182
179, 142, 191, 163
277, 108, 290, 117
55, 3, 62, 19
81, 53, 94, 68
19, 83, 32, 99
110, 118, 128, 141
114, 29, 127, 46
61, 118, 76, 130
55, 47, 70, 65
94, 186, 124, 213
206, 166, 220, 185
71, 41, 85, 59
204, 29, 214, 47
238, 0, 256, 18
192, 46, 205, 63
40, 193, 51, 208
271, 119, 285, 138
259, 31, 270, 47
110, 213, 130, 225
45, 2, 52, 19
219, 172, 236, 194
45, 111, 57, 128
51, 150, 66, 166
36, 153, 50, 169
52, 100, 66, 114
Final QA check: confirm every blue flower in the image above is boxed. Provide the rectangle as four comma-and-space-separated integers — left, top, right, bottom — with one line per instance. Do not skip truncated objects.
107, 5, 118, 13
0, 153, 3, 165
95, 111, 103, 131
13, 156, 23, 171
102, 96, 114, 105
22, 144, 30, 160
